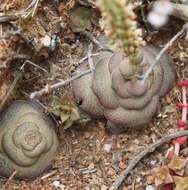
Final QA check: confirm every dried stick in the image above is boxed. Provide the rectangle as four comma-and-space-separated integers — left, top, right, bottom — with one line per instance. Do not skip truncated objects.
88, 43, 94, 70
182, 86, 187, 123
0, 15, 18, 23
0, 58, 48, 110
0, 29, 22, 40
30, 47, 98, 98
81, 31, 104, 49
4, 170, 17, 187
140, 25, 186, 83
0, 68, 23, 111
78, 53, 99, 64
30, 69, 92, 99
25, 60, 48, 73
109, 130, 188, 190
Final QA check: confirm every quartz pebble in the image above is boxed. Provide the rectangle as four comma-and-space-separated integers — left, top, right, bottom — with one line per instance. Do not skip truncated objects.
103, 143, 112, 153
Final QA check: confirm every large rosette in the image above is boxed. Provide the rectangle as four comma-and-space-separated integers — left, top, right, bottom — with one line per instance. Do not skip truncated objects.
72, 45, 175, 133
0, 100, 58, 179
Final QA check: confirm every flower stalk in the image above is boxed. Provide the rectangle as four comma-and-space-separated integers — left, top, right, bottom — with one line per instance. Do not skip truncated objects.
97, 0, 145, 65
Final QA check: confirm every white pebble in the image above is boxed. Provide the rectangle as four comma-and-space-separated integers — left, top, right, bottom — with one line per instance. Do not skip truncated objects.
103, 143, 112, 153
146, 185, 156, 190
40, 35, 51, 47
60, 184, 66, 190
134, 139, 139, 145
136, 177, 141, 183
150, 160, 157, 166
53, 180, 60, 188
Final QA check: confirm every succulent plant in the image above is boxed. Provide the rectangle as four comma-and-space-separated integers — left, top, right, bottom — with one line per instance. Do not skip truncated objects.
0, 100, 58, 179
72, 45, 175, 133
71, 0, 176, 133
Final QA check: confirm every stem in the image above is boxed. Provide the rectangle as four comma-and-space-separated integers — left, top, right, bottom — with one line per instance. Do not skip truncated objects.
30, 69, 92, 99
182, 86, 187, 123
109, 130, 188, 190
140, 27, 185, 83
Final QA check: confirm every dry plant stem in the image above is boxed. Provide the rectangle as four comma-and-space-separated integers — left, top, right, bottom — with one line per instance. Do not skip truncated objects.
0, 29, 22, 40
0, 55, 29, 111
81, 31, 104, 49
41, 170, 57, 180
17, 0, 40, 18
0, 15, 18, 23
25, 60, 48, 73
31, 0, 40, 17
182, 86, 187, 122
30, 48, 98, 98
0, 59, 47, 110
141, 26, 186, 83
109, 130, 188, 190
0, 69, 23, 111
4, 170, 17, 187
88, 43, 94, 70
78, 53, 99, 64
30, 69, 92, 99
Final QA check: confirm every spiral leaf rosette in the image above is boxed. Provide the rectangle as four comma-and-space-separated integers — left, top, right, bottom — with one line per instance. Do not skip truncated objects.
0, 100, 58, 179
72, 45, 176, 133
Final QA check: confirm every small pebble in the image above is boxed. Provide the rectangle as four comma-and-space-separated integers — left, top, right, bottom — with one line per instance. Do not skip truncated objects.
150, 160, 157, 166
145, 185, 156, 190
134, 139, 139, 145
147, 175, 155, 185
60, 184, 66, 190
40, 35, 51, 47
53, 180, 60, 188
136, 177, 141, 183
101, 185, 108, 190
103, 143, 112, 153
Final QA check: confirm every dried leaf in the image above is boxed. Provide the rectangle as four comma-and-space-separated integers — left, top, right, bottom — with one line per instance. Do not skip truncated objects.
70, 108, 80, 121
49, 95, 83, 129
153, 166, 173, 187
174, 176, 188, 190
60, 112, 70, 123
64, 119, 73, 130
168, 155, 187, 175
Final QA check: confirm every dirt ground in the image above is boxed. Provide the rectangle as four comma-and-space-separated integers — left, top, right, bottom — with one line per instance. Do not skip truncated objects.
0, 1, 188, 190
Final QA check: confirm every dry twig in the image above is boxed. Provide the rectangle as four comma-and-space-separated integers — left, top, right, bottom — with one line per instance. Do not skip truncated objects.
30, 47, 99, 98
0, 57, 48, 110
0, 28, 22, 40
140, 25, 187, 83
30, 68, 92, 99
109, 130, 188, 190
0, 15, 18, 23
87, 43, 94, 70
4, 170, 17, 187
0, 65, 24, 111
81, 31, 105, 49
